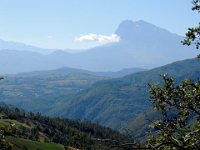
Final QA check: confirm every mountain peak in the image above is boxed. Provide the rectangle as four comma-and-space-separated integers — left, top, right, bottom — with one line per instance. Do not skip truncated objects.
118, 19, 150, 26
115, 20, 168, 42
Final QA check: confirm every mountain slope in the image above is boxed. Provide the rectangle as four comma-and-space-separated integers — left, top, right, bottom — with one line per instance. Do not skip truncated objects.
0, 66, 145, 112
0, 38, 56, 54
48, 58, 200, 129
0, 72, 108, 112
15, 66, 146, 78
0, 20, 198, 74
7, 137, 65, 150
0, 103, 129, 150
0, 58, 199, 130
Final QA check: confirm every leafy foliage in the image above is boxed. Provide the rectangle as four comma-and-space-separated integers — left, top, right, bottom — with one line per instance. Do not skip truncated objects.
0, 77, 12, 150
148, 75, 200, 149
182, 0, 200, 52
0, 125, 12, 150
146, 1, 200, 149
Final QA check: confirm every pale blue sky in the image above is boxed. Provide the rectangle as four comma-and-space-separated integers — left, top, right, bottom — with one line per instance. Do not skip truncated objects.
0, 0, 199, 49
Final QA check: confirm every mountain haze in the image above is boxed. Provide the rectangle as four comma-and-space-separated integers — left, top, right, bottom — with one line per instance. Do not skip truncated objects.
45, 58, 200, 129
15, 66, 145, 78
0, 20, 198, 74
1, 58, 198, 130
0, 39, 56, 54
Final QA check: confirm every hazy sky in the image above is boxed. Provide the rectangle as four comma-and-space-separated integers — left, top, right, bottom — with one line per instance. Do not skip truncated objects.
0, 0, 199, 49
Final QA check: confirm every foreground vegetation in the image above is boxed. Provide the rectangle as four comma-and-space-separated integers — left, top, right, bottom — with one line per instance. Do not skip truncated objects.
1, 1, 199, 149
0, 103, 130, 150
6, 136, 64, 150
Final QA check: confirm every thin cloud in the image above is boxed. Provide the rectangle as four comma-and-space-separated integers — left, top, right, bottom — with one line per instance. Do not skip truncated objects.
75, 33, 120, 43
47, 35, 53, 39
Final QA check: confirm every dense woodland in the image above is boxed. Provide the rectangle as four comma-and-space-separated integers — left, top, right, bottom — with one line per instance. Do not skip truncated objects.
0, 103, 131, 150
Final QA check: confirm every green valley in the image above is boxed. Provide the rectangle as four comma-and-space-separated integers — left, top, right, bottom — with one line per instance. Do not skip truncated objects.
0, 58, 199, 131
47, 58, 200, 130
0, 72, 108, 112
0, 0, 199, 149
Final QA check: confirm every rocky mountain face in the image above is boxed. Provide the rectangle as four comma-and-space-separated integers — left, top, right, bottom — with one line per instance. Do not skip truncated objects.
0, 20, 197, 74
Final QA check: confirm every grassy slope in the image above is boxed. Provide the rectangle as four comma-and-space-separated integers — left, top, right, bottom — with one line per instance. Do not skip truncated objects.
0, 115, 65, 150
7, 136, 65, 150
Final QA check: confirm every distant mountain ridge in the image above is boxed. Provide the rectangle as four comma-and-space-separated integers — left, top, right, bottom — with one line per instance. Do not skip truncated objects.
45, 58, 200, 129
0, 67, 145, 113
15, 66, 146, 78
0, 20, 198, 74
0, 58, 199, 130
0, 38, 57, 54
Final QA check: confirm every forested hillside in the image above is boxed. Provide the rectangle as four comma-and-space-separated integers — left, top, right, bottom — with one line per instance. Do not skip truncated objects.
50, 58, 200, 129
0, 58, 200, 131
0, 103, 129, 150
